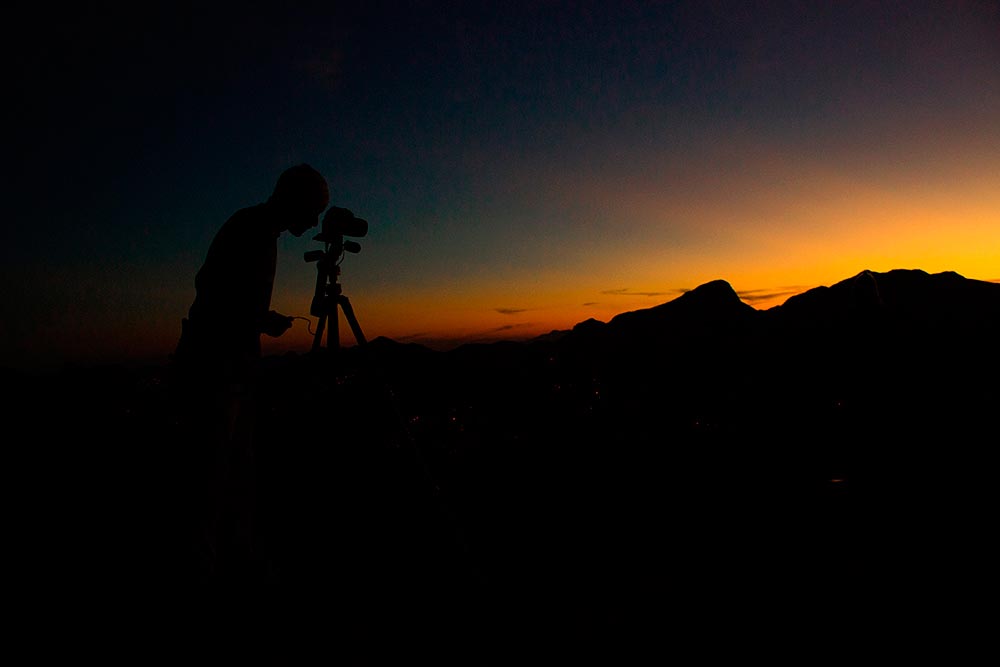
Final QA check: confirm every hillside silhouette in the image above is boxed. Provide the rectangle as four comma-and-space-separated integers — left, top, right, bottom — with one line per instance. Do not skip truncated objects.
7, 268, 997, 660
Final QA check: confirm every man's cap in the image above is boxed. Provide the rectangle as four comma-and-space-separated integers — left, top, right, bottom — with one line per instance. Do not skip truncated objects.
272, 164, 330, 214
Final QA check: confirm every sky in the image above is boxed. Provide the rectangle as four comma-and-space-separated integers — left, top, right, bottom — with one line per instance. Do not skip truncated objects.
4, 0, 999, 371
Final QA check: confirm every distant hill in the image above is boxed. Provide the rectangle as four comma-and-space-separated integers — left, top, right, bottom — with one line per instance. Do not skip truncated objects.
394, 268, 1000, 358
296, 267, 1000, 419
346, 267, 999, 491
557, 267, 998, 344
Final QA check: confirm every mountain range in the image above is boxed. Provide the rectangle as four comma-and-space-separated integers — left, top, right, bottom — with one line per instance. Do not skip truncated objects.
355, 268, 999, 439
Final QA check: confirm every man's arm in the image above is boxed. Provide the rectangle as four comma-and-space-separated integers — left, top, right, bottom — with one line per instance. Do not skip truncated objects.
261, 310, 293, 337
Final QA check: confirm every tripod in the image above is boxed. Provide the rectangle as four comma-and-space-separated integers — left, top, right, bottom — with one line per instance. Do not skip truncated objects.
303, 228, 481, 591
306, 237, 368, 354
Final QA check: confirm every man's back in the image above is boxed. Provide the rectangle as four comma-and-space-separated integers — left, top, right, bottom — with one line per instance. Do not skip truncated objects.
179, 203, 278, 381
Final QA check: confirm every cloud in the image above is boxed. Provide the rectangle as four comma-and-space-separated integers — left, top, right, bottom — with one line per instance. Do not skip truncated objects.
601, 288, 681, 298
392, 321, 539, 351
489, 322, 532, 333
599, 285, 813, 306
736, 287, 809, 303
582, 301, 598, 306
495, 307, 529, 315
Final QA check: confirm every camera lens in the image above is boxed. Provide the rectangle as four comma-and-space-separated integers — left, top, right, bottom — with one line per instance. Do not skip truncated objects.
321, 207, 368, 238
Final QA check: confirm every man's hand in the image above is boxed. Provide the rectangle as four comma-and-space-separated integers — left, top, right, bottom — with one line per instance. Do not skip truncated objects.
263, 311, 294, 337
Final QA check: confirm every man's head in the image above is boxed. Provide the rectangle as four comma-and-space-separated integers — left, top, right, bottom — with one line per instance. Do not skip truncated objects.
270, 164, 330, 237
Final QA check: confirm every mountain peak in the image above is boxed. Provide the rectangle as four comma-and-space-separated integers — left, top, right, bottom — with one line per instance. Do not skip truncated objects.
642, 278, 751, 319
604, 278, 756, 336
571, 318, 607, 334
676, 279, 741, 305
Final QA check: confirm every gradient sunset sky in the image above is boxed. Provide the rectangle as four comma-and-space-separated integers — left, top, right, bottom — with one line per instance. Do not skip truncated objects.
5, 0, 999, 371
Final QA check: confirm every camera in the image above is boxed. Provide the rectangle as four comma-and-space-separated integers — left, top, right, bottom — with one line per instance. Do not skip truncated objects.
305, 206, 369, 263
303, 206, 371, 351
314, 206, 368, 244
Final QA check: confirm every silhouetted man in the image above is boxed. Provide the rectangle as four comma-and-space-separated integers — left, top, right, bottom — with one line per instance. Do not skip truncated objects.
171, 164, 329, 583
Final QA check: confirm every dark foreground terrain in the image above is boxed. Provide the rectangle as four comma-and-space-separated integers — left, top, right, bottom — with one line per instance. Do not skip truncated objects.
7, 269, 998, 661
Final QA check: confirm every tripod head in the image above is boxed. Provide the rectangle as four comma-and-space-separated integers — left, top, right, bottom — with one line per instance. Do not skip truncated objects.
304, 207, 369, 353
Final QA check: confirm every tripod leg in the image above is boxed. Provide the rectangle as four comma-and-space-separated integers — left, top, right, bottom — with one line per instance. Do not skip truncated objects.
328, 299, 341, 351
311, 311, 327, 354
339, 296, 368, 346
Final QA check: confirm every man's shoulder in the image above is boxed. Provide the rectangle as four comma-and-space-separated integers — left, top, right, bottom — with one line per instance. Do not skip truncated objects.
219, 203, 274, 237
227, 203, 270, 223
